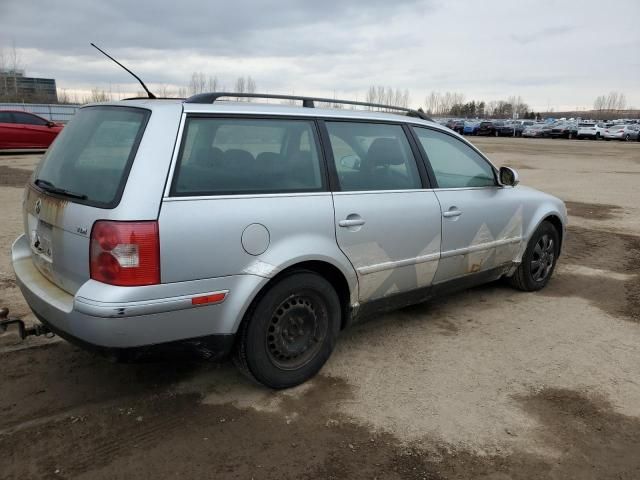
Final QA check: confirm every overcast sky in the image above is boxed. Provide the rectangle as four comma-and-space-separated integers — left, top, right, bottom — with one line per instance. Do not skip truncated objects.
1, 0, 638, 111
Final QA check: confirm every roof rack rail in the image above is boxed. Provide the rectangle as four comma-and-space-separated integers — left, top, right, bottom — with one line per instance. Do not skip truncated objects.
122, 96, 186, 100
184, 92, 432, 121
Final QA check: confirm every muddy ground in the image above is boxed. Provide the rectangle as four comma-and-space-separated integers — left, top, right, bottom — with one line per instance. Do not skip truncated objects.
1, 137, 639, 479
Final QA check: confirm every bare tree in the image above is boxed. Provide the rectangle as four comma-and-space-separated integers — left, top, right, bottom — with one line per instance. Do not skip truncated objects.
246, 76, 256, 94
9, 40, 21, 75
365, 85, 411, 111
593, 91, 628, 118
593, 95, 606, 112
157, 84, 171, 97
83, 88, 112, 103
0, 41, 24, 101
234, 76, 246, 94
208, 76, 219, 92
57, 88, 74, 104
189, 72, 207, 95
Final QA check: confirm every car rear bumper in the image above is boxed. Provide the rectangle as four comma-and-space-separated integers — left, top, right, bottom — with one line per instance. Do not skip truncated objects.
12, 234, 265, 351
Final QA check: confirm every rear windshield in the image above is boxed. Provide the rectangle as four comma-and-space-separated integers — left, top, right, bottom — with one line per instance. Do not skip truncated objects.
34, 106, 149, 208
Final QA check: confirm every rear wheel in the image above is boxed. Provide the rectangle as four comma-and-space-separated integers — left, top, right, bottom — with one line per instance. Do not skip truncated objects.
624, 134, 630, 141
507, 221, 560, 292
234, 271, 341, 389
568, 132, 573, 140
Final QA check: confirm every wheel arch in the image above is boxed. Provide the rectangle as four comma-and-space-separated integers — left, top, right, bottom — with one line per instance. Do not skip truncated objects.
236, 258, 357, 337
510, 196, 567, 269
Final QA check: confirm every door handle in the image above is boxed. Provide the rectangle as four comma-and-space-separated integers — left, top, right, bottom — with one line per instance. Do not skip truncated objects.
442, 208, 462, 218
339, 218, 366, 227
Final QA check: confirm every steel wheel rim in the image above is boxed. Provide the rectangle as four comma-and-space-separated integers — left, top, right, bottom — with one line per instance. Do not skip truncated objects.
265, 293, 327, 370
530, 234, 555, 282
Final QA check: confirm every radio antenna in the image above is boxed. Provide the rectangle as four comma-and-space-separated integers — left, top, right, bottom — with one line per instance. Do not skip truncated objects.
90, 43, 156, 99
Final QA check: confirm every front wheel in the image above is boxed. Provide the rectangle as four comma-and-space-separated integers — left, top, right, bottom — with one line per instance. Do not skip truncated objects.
234, 271, 341, 389
507, 221, 560, 292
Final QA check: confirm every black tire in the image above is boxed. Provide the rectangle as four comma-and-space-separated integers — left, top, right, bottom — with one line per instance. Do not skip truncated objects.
494, 130, 499, 137
507, 221, 560, 292
234, 271, 341, 389
568, 132, 573, 140
595, 133, 600, 140
624, 134, 630, 141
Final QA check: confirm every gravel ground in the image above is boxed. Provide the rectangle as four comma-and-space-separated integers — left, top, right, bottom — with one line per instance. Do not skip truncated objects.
1, 137, 639, 479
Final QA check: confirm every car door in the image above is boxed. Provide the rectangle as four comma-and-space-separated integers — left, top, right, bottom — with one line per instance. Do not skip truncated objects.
322, 120, 442, 302
12, 112, 52, 148
411, 126, 523, 284
0, 111, 26, 148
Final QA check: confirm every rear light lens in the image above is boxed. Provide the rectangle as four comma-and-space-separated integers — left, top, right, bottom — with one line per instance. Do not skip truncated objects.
90, 221, 160, 286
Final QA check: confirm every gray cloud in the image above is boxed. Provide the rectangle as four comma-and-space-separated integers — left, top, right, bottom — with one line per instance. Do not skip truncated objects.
2, 0, 428, 55
511, 25, 574, 45
1, 0, 639, 110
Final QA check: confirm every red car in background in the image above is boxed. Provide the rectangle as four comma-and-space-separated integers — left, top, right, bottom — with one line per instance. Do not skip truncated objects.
0, 110, 63, 150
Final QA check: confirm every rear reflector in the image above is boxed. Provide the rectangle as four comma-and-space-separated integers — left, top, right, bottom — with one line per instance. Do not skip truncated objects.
90, 221, 160, 286
191, 292, 227, 305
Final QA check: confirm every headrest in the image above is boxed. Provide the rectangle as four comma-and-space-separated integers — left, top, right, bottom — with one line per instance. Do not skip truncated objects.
367, 138, 405, 166
224, 149, 254, 171
192, 145, 224, 167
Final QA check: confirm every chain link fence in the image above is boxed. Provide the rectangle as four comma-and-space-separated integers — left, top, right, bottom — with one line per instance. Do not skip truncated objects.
0, 103, 80, 123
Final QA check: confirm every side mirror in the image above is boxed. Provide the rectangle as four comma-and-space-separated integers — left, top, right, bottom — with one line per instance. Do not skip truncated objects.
499, 166, 519, 187
46, 121, 55, 128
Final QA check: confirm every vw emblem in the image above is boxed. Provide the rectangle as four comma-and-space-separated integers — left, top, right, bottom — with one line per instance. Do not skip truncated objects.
35, 199, 42, 215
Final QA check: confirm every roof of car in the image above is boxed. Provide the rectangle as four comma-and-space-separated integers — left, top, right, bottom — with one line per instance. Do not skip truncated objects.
0, 109, 44, 116
91, 98, 446, 131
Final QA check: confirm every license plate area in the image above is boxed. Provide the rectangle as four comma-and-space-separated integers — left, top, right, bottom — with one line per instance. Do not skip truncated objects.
31, 220, 55, 280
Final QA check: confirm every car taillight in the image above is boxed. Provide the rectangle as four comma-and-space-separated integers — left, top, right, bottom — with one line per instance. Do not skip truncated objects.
90, 221, 160, 286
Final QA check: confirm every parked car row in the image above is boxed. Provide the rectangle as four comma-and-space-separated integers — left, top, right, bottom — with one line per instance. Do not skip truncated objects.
439, 118, 640, 142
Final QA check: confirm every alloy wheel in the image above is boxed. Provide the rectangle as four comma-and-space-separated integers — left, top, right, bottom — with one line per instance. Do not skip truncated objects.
530, 234, 555, 282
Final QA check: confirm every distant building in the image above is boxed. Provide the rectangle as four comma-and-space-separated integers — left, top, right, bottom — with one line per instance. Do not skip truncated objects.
0, 69, 58, 103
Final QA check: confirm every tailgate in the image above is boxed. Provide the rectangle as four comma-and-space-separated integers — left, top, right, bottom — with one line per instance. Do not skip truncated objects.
23, 186, 92, 294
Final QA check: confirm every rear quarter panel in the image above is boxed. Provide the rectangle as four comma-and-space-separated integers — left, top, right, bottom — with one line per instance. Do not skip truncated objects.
158, 193, 358, 305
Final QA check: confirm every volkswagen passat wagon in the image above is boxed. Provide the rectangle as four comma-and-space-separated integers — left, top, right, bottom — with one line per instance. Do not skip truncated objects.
12, 93, 567, 388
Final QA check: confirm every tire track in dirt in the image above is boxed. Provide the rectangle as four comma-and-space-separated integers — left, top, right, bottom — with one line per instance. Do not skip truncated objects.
541, 225, 640, 322
4, 378, 639, 479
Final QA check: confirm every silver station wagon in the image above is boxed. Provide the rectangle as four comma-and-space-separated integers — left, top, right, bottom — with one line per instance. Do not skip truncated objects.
11, 93, 567, 388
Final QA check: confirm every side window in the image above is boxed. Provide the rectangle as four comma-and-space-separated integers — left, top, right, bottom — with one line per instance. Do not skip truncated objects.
13, 112, 48, 126
326, 122, 421, 191
413, 127, 496, 188
172, 118, 323, 195
0, 112, 14, 123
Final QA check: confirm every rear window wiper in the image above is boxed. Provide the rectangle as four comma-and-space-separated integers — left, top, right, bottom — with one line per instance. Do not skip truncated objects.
34, 179, 88, 200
